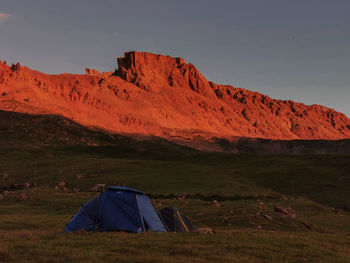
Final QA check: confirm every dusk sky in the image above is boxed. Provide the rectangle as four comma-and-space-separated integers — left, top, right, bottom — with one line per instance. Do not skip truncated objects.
1, 0, 349, 116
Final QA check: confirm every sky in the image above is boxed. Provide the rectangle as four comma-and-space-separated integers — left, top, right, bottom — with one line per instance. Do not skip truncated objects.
0, 0, 349, 117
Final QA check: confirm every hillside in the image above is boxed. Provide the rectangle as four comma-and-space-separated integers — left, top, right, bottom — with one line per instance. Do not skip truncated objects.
1, 57, 350, 262
0, 110, 349, 154
1, 117, 350, 262
1, 51, 349, 141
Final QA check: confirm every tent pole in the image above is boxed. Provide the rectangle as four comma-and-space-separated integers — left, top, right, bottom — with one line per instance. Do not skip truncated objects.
136, 194, 146, 233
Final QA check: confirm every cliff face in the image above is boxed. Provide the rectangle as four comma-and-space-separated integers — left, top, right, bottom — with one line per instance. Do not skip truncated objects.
1, 51, 350, 140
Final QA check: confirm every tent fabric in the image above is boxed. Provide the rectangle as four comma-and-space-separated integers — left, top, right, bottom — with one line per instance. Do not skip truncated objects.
98, 190, 143, 232
64, 187, 167, 233
65, 197, 98, 232
159, 207, 195, 233
136, 195, 167, 232
107, 186, 144, 194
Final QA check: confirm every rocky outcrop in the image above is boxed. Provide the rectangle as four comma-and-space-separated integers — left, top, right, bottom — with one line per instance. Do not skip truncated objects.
85, 68, 101, 77
116, 52, 214, 96
0, 52, 350, 141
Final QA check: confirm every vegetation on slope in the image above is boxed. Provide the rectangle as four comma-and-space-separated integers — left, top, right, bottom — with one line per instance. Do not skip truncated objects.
0, 111, 350, 262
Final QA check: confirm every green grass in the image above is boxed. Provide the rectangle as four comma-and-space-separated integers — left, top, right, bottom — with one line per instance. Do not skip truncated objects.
0, 189, 350, 263
1, 147, 349, 206
1, 145, 350, 262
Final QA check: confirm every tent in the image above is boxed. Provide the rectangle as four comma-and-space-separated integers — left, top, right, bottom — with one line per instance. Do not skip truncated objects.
159, 207, 195, 232
64, 186, 167, 233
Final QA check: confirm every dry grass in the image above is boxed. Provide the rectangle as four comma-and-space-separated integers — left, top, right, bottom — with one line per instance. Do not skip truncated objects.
1, 144, 350, 262
0, 229, 349, 263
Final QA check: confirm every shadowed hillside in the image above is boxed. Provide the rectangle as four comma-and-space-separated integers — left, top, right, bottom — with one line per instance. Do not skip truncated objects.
1, 110, 349, 154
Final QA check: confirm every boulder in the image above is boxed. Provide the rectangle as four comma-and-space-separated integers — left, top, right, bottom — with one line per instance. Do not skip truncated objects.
18, 193, 27, 201
264, 214, 273, 220
57, 181, 66, 187
212, 200, 221, 207
274, 203, 296, 219
302, 221, 312, 230
194, 227, 215, 234
10, 62, 21, 72
76, 174, 84, 180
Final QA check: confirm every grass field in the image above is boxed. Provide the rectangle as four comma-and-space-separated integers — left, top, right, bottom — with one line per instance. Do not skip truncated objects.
1, 142, 350, 262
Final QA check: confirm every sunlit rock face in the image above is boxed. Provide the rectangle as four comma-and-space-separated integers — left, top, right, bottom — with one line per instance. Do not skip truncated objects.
1, 52, 350, 140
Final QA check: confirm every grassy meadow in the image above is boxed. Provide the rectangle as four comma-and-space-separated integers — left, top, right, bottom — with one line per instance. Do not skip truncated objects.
1, 143, 350, 262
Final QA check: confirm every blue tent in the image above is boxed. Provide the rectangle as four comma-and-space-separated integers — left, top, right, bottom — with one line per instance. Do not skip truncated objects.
64, 186, 167, 233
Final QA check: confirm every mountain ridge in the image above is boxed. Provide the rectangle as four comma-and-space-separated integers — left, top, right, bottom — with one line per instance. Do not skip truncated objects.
1, 51, 350, 140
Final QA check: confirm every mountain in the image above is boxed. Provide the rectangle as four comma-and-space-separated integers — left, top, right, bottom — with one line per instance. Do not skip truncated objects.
1, 51, 350, 141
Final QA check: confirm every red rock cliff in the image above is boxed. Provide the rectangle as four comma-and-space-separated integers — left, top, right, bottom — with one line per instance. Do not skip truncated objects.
0, 52, 349, 140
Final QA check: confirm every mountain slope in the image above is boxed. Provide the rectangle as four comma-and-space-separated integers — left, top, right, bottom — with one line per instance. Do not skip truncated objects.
0, 52, 349, 140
